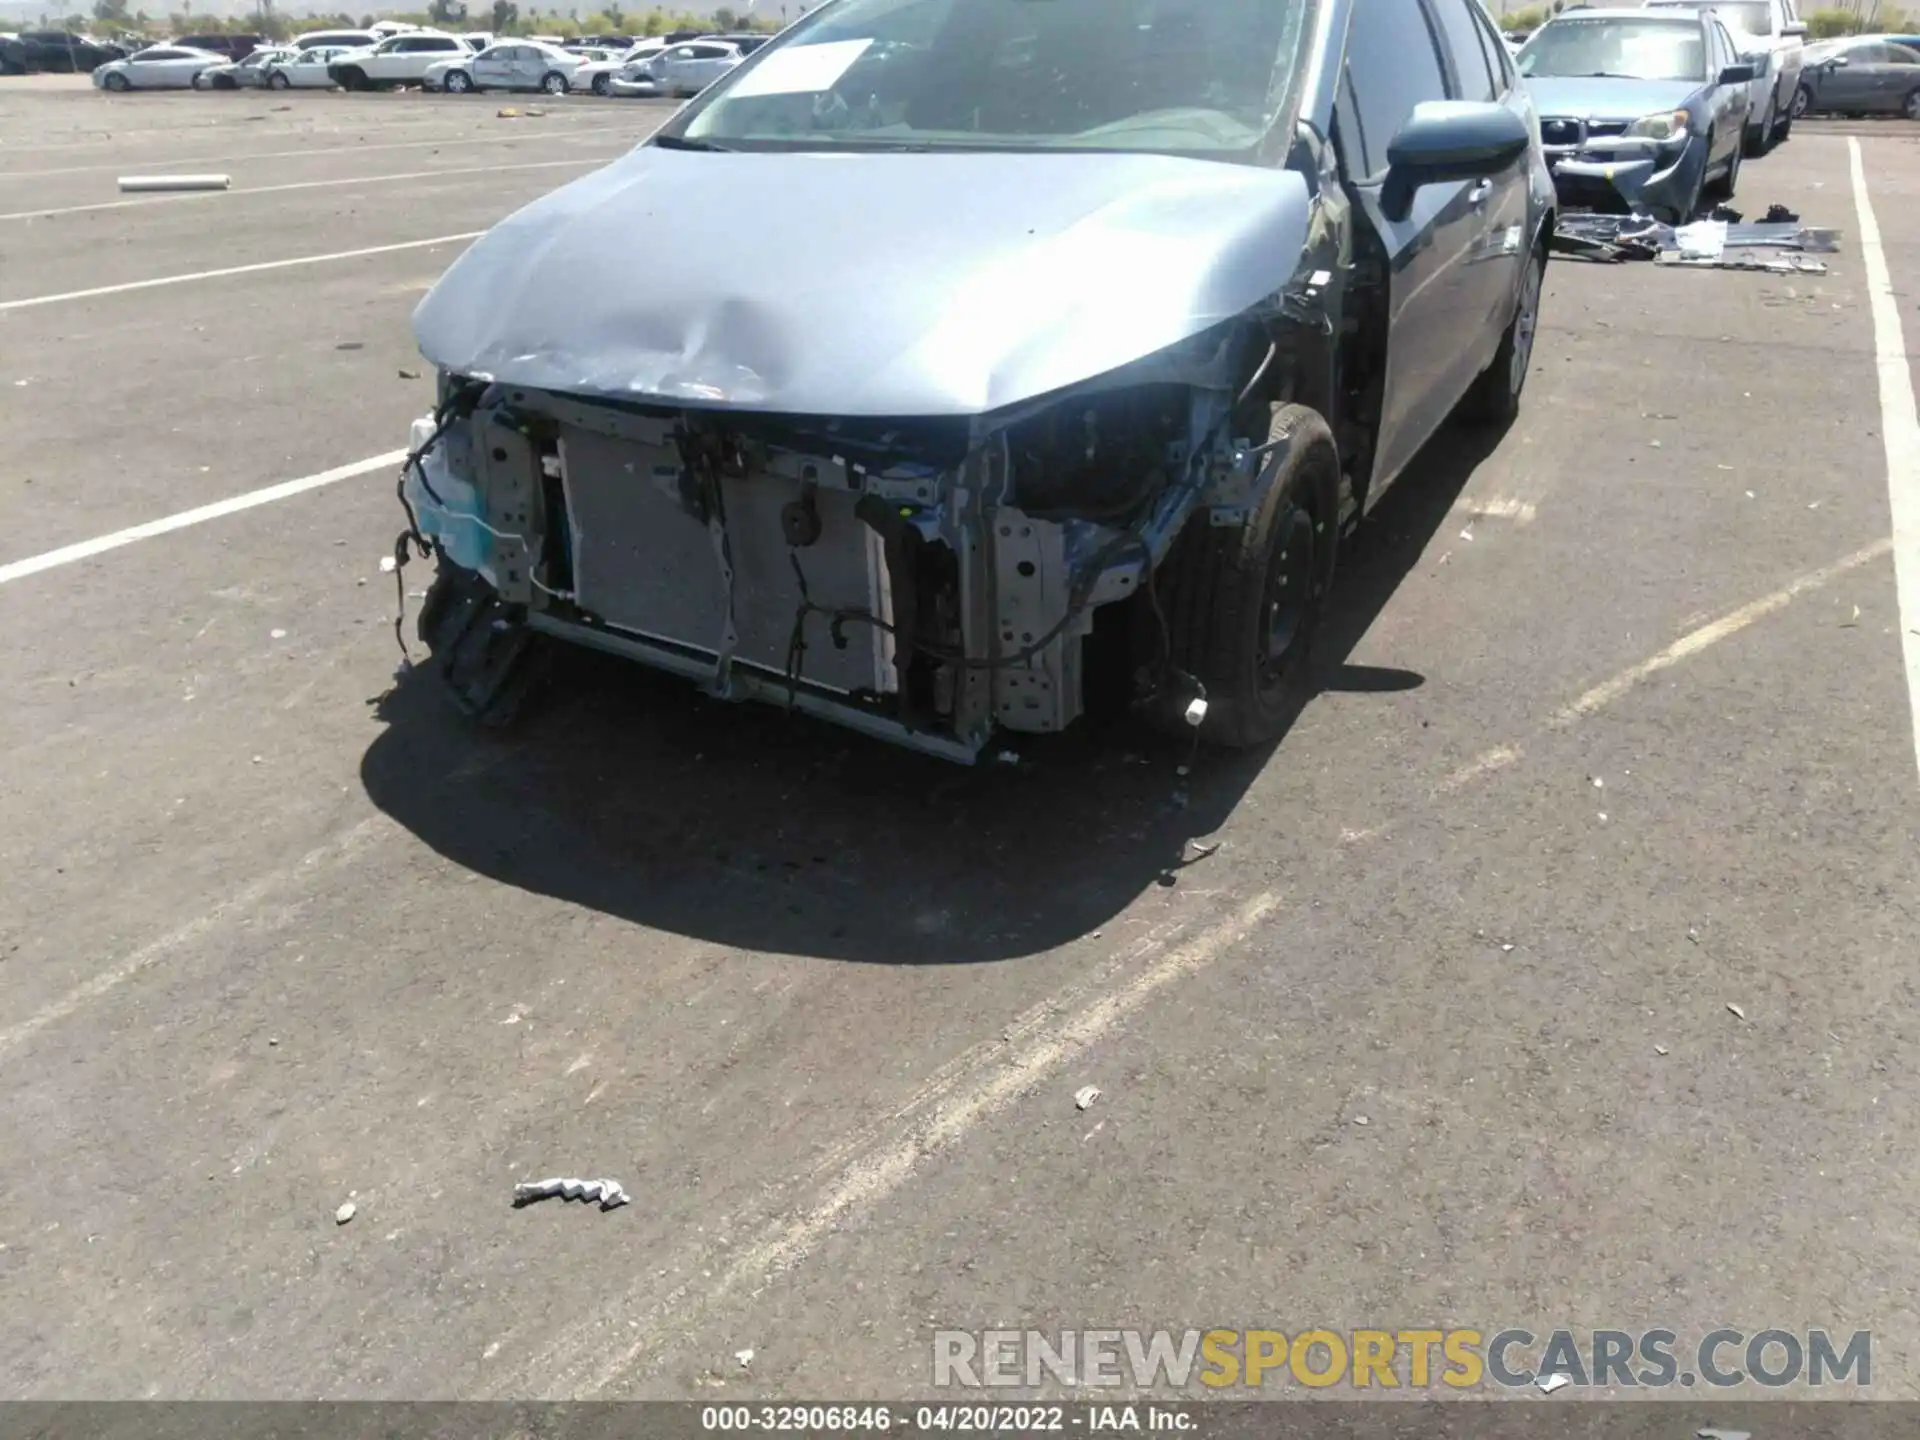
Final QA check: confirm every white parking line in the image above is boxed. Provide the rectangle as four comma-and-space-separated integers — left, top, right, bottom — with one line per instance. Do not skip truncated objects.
0, 234, 481, 312
0, 154, 617, 222
1849, 137, 1920, 785
0, 122, 649, 181
0, 451, 406, 586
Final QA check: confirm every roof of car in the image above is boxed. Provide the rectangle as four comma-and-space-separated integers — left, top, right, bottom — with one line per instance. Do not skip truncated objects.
1551, 6, 1705, 18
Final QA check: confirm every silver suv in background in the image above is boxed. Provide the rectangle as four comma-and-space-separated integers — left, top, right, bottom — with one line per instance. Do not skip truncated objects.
1645, 0, 1805, 152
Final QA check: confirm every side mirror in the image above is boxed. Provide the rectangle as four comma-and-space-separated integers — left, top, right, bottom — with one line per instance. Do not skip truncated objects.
1827, 53, 1850, 67
1380, 101, 1529, 223
1719, 62, 1755, 83
1783, 20, 1808, 36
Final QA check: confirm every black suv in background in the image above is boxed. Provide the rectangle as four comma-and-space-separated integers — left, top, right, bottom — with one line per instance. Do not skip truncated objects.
1, 30, 126, 72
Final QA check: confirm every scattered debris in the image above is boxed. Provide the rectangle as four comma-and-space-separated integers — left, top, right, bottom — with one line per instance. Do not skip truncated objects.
267, 1036, 279, 1046
1537, 1372, 1571, 1395
1554, 208, 1839, 270
334, 1202, 357, 1225
117, 173, 230, 193
1654, 1044, 1669, 1056
1590, 776, 1604, 789
993, 750, 1021, 767
512, 1176, 631, 1210
1763, 204, 1799, 224
1351, 1114, 1369, 1127
1726, 1002, 1747, 1021
335, 342, 364, 351
1459, 526, 1475, 541
1687, 927, 1700, 944
735, 1348, 755, 1369
1500, 942, 1515, 953
270, 628, 287, 639
1183, 838, 1222, 862
1074, 1085, 1101, 1111
379, 555, 398, 574
1598, 812, 1609, 823
1698, 1429, 1751, 1440
525, 106, 548, 116
497, 107, 521, 117
398, 367, 421, 380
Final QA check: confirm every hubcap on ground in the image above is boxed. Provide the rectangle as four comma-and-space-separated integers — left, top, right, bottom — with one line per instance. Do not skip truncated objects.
1262, 504, 1317, 679
1510, 255, 1543, 397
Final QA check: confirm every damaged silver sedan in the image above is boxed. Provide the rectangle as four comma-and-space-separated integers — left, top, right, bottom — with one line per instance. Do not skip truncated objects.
398, 0, 1556, 764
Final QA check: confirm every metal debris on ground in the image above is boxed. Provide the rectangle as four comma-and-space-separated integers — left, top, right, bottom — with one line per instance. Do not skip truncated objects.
1726, 1002, 1747, 1021
1074, 1085, 1101, 1111
117, 174, 230, 193
1697, 1430, 1752, 1440
334, 1202, 357, 1225
1553, 208, 1839, 271
512, 1176, 631, 1210
379, 555, 398, 574
496, 107, 521, 118
1536, 1372, 1571, 1394
1183, 838, 1222, 862
735, 1348, 755, 1369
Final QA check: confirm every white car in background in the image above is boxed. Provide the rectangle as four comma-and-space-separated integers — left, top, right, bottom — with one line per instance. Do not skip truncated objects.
192, 44, 295, 87
327, 30, 471, 90
292, 28, 376, 50
644, 38, 743, 97
1645, 0, 1805, 151
261, 45, 347, 88
424, 40, 580, 94
607, 36, 670, 94
92, 44, 224, 90
566, 43, 639, 94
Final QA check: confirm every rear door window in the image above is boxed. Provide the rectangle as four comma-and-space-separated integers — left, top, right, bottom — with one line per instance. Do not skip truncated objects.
1430, 0, 1497, 101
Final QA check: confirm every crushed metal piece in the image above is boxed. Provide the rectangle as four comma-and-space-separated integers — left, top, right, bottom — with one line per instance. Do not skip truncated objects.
1074, 1085, 1101, 1111
735, 1348, 754, 1369
334, 1202, 356, 1225
1537, 1372, 1571, 1394
1726, 1002, 1747, 1021
513, 1176, 631, 1210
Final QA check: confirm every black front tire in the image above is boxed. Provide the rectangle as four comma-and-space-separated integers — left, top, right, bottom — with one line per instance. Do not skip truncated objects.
1156, 403, 1340, 751
1460, 243, 1545, 426
591, 73, 610, 95
1744, 95, 1773, 156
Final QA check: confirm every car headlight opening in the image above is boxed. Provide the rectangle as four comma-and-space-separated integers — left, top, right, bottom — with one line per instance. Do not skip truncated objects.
1625, 109, 1690, 141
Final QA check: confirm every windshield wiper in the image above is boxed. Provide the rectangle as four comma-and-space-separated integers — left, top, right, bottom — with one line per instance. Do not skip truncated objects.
652, 133, 734, 152
1576, 71, 1645, 79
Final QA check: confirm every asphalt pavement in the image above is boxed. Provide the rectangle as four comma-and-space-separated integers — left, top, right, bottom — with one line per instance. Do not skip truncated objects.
1, 80, 1917, 1403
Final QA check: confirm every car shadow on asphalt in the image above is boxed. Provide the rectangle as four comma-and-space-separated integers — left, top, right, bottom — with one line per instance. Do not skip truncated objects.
359, 415, 1506, 964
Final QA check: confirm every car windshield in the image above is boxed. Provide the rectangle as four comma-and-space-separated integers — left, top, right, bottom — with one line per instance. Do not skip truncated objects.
1519, 17, 1706, 81
675, 0, 1317, 159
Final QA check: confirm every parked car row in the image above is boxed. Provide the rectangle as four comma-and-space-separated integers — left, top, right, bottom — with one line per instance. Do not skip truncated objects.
74, 25, 775, 98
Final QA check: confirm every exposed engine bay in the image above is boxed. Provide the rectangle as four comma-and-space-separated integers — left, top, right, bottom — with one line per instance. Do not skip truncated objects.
399, 275, 1361, 763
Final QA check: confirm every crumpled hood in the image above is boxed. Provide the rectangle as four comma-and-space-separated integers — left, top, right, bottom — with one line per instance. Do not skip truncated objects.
413, 144, 1312, 417
1527, 76, 1703, 120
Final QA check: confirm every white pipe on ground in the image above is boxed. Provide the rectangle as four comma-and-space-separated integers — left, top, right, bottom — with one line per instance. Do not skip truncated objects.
116, 175, 232, 193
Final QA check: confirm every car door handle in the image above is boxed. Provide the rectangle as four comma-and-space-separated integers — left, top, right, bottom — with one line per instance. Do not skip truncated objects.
1468, 179, 1494, 208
